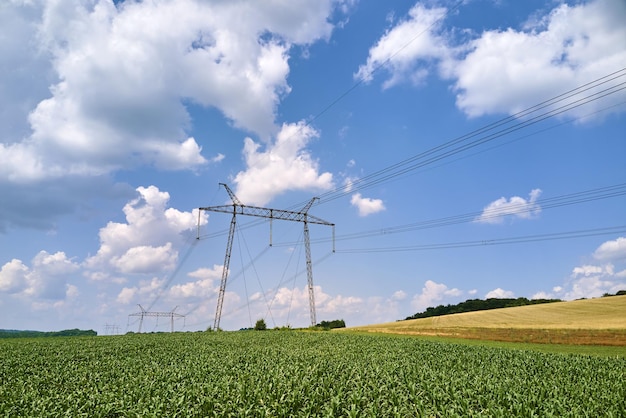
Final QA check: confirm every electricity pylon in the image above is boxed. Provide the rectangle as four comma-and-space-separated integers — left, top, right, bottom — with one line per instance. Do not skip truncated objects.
104, 324, 120, 335
128, 305, 185, 333
199, 183, 334, 330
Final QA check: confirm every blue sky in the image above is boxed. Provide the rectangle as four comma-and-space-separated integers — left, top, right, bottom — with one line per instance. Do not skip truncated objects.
1, 0, 625, 333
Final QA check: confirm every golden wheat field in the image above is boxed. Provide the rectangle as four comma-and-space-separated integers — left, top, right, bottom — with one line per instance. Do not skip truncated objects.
346, 295, 626, 345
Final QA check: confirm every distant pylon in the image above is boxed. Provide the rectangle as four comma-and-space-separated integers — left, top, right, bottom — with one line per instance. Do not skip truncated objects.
104, 323, 120, 335
128, 305, 185, 333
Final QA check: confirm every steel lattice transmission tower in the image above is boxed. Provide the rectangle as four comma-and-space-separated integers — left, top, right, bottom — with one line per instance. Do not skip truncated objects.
198, 183, 334, 330
128, 305, 185, 333
104, 324, 120, 335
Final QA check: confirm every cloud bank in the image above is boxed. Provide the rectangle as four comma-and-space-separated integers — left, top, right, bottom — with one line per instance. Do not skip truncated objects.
0, 0, 349, 230
357, 0, 626, 120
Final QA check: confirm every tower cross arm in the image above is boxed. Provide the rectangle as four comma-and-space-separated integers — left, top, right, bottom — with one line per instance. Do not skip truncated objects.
303, 213, 334, 227
139, 312, 185, 318
199, 204, 333, 226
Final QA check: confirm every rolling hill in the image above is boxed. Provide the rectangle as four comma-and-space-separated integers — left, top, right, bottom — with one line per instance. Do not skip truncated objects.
346, 295, 626, 345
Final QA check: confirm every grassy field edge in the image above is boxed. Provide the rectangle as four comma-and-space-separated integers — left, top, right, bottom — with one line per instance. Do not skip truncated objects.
340, 330, 626, 357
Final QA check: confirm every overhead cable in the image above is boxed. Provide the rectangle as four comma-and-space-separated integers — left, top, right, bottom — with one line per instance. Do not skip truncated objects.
270, 183, 626, 246
335, 225, 626, 254
311, 70, 626, 205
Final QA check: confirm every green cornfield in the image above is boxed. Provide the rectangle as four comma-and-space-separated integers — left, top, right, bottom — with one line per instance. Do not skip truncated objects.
0, 332, 624, 417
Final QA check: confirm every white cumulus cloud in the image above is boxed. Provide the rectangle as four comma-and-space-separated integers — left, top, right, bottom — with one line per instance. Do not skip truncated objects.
0, 0, 349, 230
475, 189, 542, 224
0, 0, 350, 181
0, 251, 79, 300
593, 237, 626, 261
411, 280, 462, 312
116, 287, 137, 305
84, 185, 207, 278
485, 288, 515, 299
169, 266, 223, 300
391, 290, 407, 301
113, 243, 178, 275
355, 4, 451, 88
452, 0, 626, 119
572, 265, 604, 277
531, 291, 552, 300
357, 0, 626, 121
535, 237, 626, 300
116, 277, 165, 306
233, 121, 334, 205
351, 193, 386, 217
0, 259, 29, 294
563, 266, 623, 300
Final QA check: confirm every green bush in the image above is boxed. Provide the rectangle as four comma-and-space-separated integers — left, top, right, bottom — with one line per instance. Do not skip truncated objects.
254, 319, 267, 331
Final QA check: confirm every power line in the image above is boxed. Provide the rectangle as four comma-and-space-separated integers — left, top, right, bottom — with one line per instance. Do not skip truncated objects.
181, 245, 273, 318
352, 99, 626, 190
335, 225, 626, 254
270, 183, 626, 246
199, 1, 465, 220
264, 229, 304, 327
198, 184, 334, 329
195, 4, 471, 243
145, 236, 198, 312
197, 98, 625, 243
180, 251, 334, 330
310, 70, 626, 205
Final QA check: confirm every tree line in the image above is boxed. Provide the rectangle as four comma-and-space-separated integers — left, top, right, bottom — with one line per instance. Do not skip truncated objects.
404, 297, 562, 321
248, 318, 346, 331
0, 329, 97, 338
314, 319, 346, 330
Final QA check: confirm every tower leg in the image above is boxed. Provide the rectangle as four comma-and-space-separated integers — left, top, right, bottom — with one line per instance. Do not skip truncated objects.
304, 219, 316, 327
214, 213, 236, 330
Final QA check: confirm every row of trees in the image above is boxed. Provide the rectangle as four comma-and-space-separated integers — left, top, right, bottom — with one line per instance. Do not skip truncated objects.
0, 329, 97, 339
405, 291, 626, 321
603, 290, 626, 297
251, 318, 346, 331
404, 297, 562, 320
314, 319, 346, 330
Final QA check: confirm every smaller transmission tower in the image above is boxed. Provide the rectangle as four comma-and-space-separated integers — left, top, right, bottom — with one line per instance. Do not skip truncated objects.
128, 305, 185, 333
199, 183, 334, 330
104, 323, 120, 335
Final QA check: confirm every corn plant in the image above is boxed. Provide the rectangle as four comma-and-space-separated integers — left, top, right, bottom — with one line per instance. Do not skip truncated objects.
0, 332, 624, 417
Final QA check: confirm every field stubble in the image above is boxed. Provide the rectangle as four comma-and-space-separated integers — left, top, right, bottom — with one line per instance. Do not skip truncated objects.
350, 296, 626, 346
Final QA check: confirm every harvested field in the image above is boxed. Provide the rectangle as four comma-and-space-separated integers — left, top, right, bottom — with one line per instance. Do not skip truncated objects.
347, 295, 626, 345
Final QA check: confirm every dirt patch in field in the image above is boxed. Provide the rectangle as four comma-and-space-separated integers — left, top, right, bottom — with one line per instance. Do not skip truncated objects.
368, 327, 626, 346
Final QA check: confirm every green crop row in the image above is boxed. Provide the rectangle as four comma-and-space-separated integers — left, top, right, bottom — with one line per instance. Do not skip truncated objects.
0, 332, 624, 417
